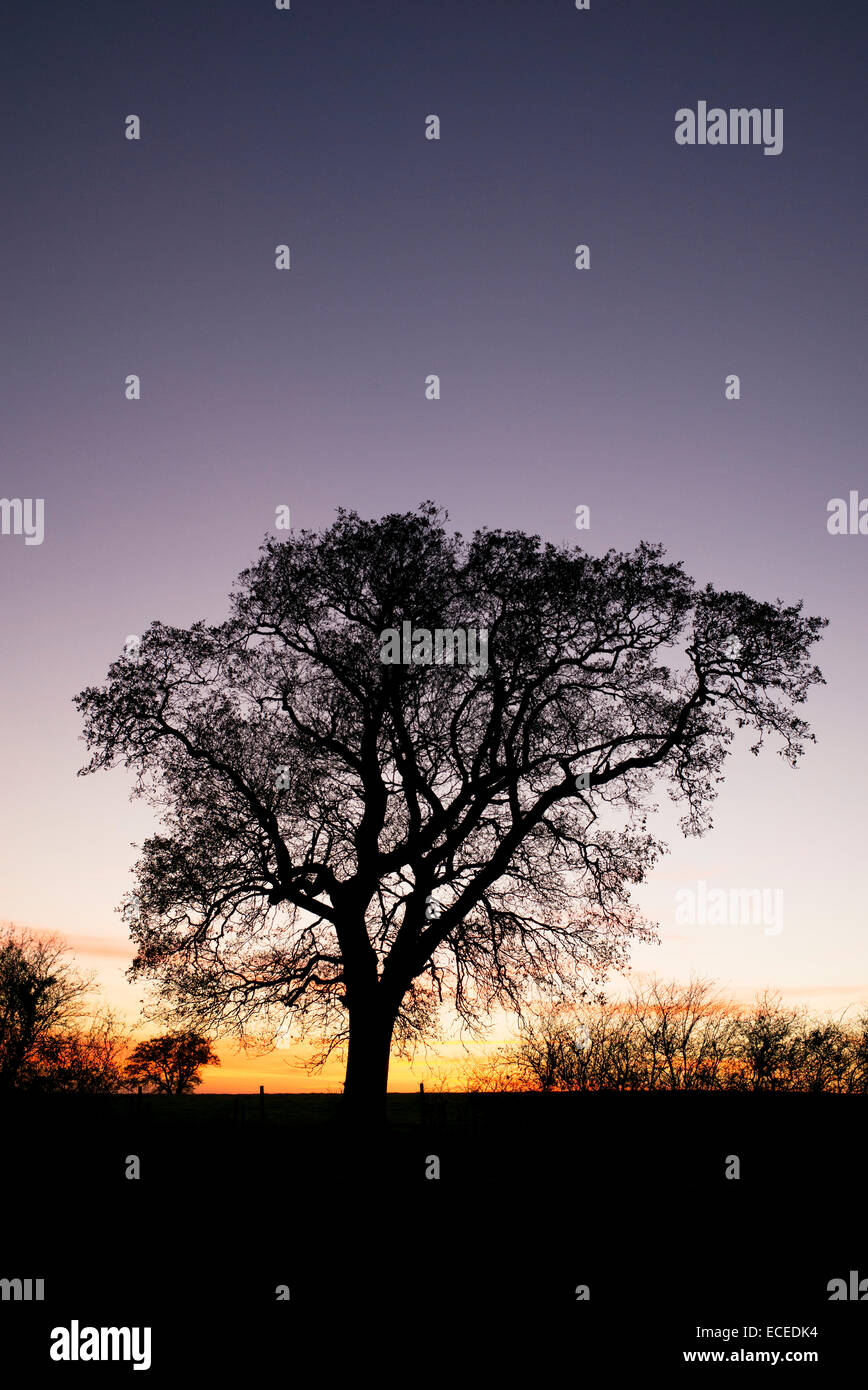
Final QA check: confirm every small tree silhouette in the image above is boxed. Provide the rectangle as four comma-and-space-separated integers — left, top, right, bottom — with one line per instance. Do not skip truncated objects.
123, 1030, 219, 1095
0, 925, 92, 1090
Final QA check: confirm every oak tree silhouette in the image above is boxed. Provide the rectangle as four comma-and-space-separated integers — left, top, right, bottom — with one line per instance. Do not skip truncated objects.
74, 504, 826, 1124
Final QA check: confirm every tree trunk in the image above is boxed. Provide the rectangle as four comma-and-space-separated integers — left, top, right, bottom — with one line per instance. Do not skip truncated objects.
341, 1002, 396, 1130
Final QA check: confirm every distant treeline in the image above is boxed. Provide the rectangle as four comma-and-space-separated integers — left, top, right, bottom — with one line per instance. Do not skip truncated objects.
462, 978, 868, 1093
0, 925, 217, 1095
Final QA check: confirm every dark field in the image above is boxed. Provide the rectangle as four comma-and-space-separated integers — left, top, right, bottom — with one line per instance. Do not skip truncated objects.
1, 1092, 864, 1374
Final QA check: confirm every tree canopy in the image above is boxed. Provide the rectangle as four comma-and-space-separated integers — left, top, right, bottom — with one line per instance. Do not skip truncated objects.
73, 504, 826, 1116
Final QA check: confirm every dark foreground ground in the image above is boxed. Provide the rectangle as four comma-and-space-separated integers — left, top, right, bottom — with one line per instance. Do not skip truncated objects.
1, 1092, 864, 1377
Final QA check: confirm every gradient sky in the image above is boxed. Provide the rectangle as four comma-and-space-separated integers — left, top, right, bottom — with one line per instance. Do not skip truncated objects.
2, 0, 866, 1090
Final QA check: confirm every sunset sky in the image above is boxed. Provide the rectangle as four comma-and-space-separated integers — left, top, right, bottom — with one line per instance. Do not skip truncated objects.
2, 1, 866, 1091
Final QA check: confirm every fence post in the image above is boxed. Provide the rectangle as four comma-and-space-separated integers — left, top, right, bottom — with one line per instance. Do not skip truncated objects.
259, 1084, 265, 1123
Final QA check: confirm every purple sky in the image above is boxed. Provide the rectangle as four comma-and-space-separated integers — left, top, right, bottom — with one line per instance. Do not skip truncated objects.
2, 0, 866, 1067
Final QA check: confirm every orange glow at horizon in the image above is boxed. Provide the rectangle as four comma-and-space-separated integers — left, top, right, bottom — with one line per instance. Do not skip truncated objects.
8, 921, 867, 1094
198, 1039, 497, 1094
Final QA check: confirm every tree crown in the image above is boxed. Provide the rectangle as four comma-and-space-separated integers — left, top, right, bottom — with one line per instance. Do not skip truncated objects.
74, 505, 827, 1057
